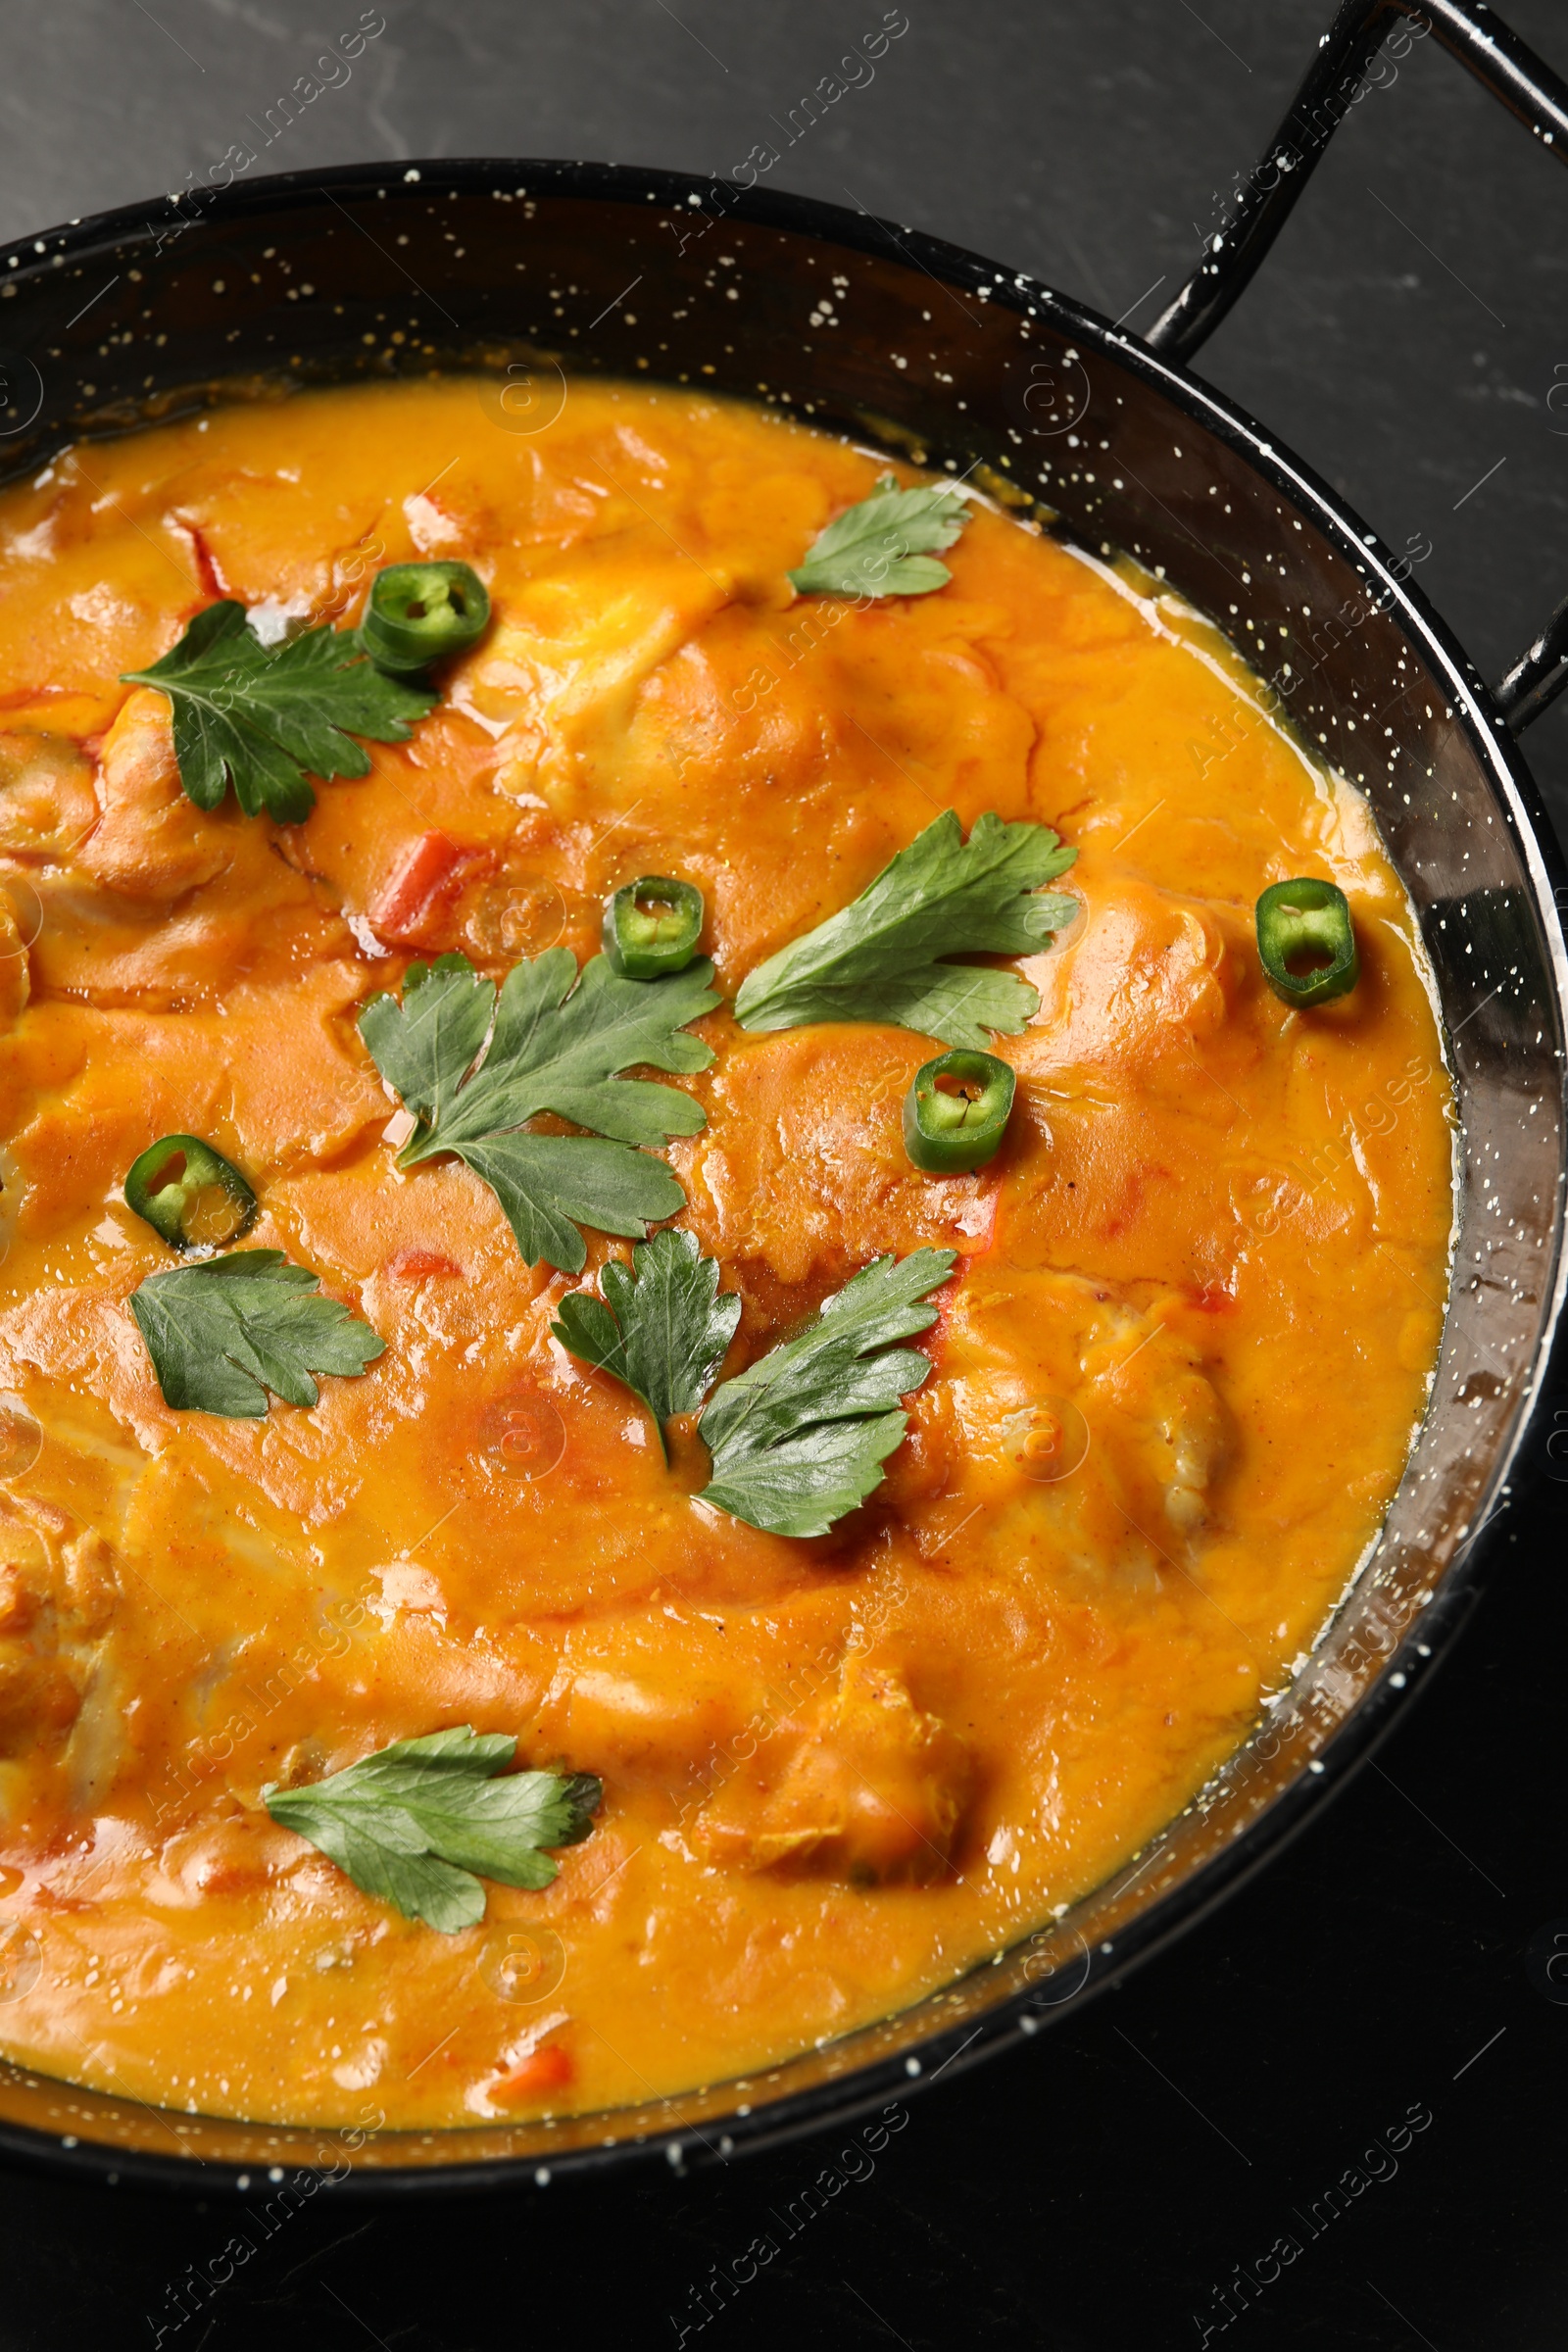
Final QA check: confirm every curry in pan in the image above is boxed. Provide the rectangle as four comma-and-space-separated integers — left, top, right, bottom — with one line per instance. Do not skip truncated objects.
0, 379, 1451, 2127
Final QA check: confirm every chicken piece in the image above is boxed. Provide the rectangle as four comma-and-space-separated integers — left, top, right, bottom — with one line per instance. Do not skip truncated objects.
697, 1658, 970, 1885
0, 732, 97, 858
466, 535, 732, 810
0, 1569, 80, 1754
1078, 1299, 1230, 1537
932, 1268, 1231, 1558
403, 481, 500, 560
673, 1025, 999, 1303
76, 688, 234, 901
1127, 1359, 1226, 1534
1018, 876, 1244, 1094
0, 1522, 119, 1771
3, 960, 388, 1246
538, 1663, 750, 1796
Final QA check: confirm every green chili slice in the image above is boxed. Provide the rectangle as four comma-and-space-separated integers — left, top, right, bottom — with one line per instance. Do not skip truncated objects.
124, 1136, 258, 1252
903, 1048, 1015, 1174
358, 562, 491, 673
1255, 877, 1359, 1007
602, 874, 706, 979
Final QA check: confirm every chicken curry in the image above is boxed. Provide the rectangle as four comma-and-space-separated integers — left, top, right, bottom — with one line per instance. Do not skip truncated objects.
0, 378, 1453, 2130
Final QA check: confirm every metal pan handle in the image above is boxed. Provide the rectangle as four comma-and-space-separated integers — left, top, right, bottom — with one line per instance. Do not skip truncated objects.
1144, 0, 1568, 732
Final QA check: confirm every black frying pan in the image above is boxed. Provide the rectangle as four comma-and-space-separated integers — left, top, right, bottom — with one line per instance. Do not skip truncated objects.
0, 0, 1561, 2196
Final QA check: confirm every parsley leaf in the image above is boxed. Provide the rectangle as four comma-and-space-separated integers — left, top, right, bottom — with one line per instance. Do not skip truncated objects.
788, 470, 971, 599
552, 1228, 741, 1458
122, 600, 436, 824
265, 1728, 601, 1934
553, 1239, 956, 1535
359, 950, 718, 1275
128, 1250, 385, 1419
733, 808, 1077, 1050
698, 1248, 955, 1538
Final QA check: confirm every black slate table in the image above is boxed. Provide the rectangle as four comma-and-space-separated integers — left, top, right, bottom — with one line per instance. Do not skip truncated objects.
0, 4, 1565, 2345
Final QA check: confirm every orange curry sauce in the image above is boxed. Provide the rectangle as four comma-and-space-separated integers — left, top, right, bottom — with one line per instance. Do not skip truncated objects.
0, 379, 1452, 2128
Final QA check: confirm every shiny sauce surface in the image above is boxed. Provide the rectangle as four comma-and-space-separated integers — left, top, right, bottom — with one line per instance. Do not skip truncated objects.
0, 379, 1452, 2126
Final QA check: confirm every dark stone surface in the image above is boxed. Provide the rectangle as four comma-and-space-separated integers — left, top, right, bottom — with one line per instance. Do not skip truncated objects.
0, 4, 1564, 2345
